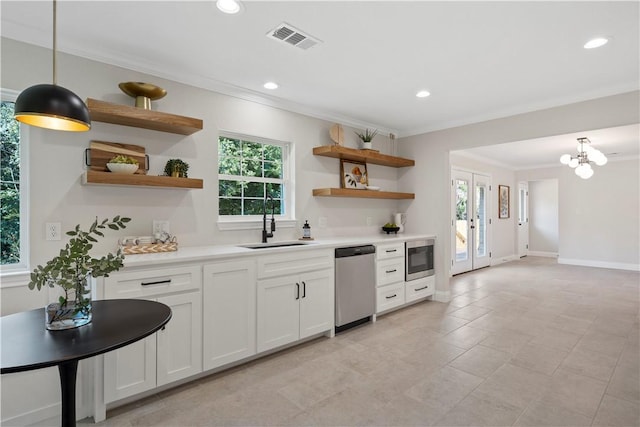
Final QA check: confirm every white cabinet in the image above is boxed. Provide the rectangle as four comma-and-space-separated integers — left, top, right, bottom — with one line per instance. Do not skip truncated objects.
103, 265, 202, 403
405, 275, 435, 303
256, 250, 334, 353
375, 242, 406, 313
202, 260, 257, 370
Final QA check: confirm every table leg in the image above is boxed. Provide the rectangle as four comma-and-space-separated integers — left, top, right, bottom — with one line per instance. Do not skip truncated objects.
58, 360, 78, 427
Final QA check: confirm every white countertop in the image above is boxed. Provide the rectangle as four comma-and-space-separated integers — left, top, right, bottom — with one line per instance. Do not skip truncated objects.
122, 233, 435, 268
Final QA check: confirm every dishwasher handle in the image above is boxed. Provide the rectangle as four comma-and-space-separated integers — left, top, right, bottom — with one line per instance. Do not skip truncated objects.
335, 245, 376, 258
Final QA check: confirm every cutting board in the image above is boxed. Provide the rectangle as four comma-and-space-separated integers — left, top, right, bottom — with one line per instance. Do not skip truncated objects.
88, 141, 147, 174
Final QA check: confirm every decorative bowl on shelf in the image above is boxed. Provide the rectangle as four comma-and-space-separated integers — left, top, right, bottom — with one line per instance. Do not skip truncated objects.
382, 226, 400, 234
118, 82, 167, 110
366, 185, 381, 191
106, 163, 139, 174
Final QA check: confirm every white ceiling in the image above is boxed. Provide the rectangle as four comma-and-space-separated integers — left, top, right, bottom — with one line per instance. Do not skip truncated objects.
2, 1, 639, 167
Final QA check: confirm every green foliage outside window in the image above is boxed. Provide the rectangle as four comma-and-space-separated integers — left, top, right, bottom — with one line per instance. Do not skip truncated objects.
1, 101, 20, 265
218, 136, 285, 216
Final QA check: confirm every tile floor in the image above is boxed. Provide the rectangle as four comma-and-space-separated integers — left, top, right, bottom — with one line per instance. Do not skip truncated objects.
91, 257, 639, 426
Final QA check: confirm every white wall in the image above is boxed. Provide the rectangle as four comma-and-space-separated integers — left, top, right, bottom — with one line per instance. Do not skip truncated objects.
398, 90, 640, 297
528, 179, 559, 255
0, 37, 403, 303
518, 161, 639, 270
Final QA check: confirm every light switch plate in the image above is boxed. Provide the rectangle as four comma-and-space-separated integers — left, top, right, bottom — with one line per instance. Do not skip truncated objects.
46, 222, 61, 241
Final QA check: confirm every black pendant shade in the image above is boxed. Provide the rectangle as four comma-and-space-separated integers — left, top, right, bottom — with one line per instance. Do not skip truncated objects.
14, 83, 91, 132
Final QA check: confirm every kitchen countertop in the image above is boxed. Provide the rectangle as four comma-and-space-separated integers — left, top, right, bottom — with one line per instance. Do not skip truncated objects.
122, 233, 436, 268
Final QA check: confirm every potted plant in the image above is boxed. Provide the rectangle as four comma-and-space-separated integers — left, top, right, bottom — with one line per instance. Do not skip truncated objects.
164, 159, 189, 178
354, 128, 378, 150
29, 216, 130, 330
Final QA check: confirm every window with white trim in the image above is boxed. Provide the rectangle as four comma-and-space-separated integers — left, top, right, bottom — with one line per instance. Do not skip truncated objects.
218, 134, 292, 221
1, 90, 29, 272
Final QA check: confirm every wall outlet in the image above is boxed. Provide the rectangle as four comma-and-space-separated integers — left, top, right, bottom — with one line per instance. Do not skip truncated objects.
46, 222, 61, 241
153, 220, 170, 235
366, 216, 373, 226
318, 217, 327, 228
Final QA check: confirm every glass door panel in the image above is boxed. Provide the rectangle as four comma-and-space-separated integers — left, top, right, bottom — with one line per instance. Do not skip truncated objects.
475, 183, 486, 257
455, 178, 469, 262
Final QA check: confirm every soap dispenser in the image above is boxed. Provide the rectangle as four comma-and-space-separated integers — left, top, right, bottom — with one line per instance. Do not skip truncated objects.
302, 220, 311, 239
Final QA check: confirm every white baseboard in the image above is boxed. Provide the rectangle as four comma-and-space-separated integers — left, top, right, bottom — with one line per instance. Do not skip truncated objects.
433, 290, 451, 302
558, 258, 640, 272
1, 402, 60, 426
527, 251, 558, 258
490, 254, 519, 266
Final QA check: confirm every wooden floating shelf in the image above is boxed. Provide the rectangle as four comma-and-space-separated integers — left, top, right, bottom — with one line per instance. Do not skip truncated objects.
312, 188, 415, 199
313, 145, 414, 167
87, 98, 203, 135
83, 171, 203, 189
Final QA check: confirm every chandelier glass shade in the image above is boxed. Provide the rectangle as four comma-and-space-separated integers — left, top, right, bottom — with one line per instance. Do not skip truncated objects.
560, 137, 607, 179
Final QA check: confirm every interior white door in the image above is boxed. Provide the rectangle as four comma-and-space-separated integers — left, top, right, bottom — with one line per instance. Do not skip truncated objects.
451, 169, 492, 275
518, 182, 529, 257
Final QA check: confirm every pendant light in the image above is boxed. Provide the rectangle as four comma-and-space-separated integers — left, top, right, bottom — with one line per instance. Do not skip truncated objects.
14, 0, 90, 131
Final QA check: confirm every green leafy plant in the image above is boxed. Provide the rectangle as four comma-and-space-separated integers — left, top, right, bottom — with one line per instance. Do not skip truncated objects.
354, 128, 378, 142
108, 155, 138, 165
29, 216, 131, 320
164, 159, 189, 178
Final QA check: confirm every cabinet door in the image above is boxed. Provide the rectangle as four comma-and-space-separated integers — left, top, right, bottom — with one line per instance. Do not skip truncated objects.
299, 268, 335, 339
257, 275, 300, 353
156, 292, 202, 386
203, 260, 257, 370
104, 333, 156, 403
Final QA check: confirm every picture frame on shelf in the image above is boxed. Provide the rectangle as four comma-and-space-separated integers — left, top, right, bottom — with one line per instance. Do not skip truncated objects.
340, 160, 368, 189
499, 185, 510, 219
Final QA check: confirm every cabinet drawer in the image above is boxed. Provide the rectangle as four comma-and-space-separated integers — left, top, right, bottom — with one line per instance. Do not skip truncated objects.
376, 282, 405, 313
104, 265, 202, 299
376, 258, 405, 287
406, 276, 435, 303
376, 242, 404, 260
257, 249, 333, 279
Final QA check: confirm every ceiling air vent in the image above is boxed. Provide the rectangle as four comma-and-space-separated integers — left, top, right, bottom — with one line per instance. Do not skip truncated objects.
267, 22, 321, 50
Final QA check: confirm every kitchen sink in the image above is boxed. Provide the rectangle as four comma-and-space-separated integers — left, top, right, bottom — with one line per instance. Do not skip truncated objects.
239, 241, 314, 249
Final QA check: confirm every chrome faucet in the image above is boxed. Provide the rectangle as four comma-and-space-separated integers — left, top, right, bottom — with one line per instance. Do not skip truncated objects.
262, 194, 276, 243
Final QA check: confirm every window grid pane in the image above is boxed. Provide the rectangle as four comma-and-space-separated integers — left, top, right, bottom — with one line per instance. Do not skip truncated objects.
1, 101, 21, 265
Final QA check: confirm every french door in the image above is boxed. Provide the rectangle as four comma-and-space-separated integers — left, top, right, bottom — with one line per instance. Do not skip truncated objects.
518, 182, 529, 257
451, 169, 491, 275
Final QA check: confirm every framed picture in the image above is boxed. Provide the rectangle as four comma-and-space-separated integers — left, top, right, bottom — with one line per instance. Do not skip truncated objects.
498, 185, 510, 219
340, 160, 368, 189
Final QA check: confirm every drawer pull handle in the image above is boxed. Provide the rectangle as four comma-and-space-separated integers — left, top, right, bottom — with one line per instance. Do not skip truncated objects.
141, 279, 172, 286
385, 249, 397, 253
385, 294, 397, 299
295, 283, 300, 300
302, 281, 306, 298
386, 269, 397, 274
415, 285, 429, 291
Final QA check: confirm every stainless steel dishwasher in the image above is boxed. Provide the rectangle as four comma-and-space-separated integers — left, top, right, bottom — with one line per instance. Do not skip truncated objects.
335, 245, 376, 332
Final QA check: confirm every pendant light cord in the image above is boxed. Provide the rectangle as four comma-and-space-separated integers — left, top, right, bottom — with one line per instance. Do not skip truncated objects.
52, 0, 57, 85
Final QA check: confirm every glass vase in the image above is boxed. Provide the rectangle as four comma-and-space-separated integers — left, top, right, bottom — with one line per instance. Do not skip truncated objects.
45, 276, 92, 330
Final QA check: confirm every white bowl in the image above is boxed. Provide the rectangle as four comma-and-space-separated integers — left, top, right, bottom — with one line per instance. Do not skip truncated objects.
366, 185, 381, 191
107, 163, 138, 174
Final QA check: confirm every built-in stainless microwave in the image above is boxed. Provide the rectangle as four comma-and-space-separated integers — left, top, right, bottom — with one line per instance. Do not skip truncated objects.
406, 239, 435, 281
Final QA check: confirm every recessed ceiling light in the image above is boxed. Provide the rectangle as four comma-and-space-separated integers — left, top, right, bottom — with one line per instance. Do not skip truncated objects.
416, 90, 430, 98
584, 37, 609, 49
263, 82, 278, 90
216, 0, 243, 14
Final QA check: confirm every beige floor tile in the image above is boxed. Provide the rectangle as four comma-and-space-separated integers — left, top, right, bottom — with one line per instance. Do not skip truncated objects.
371, 394, 448, 426
551, 314, 594, 335
424, 315, 470, 334
441, 325, 493, 349
606, 362, 640, 403
592, 394, 640, 427
540, 367, 608, 418
448, 344, 511, 378
404, 366, 483, 411
479, 329, 535, 355
590, 316, 636, 337
560, 347, 619, 382
575, 330, 628, 358
474, 363, 551, 409
514, 396, 593, 426
433, 392, 524, 426
530, 326, 583, 352
448, 305, 492, 321
510, 343, 569, 375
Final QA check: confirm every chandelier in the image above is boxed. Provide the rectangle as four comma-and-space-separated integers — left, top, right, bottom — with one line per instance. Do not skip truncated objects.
560, 137, 607, 179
